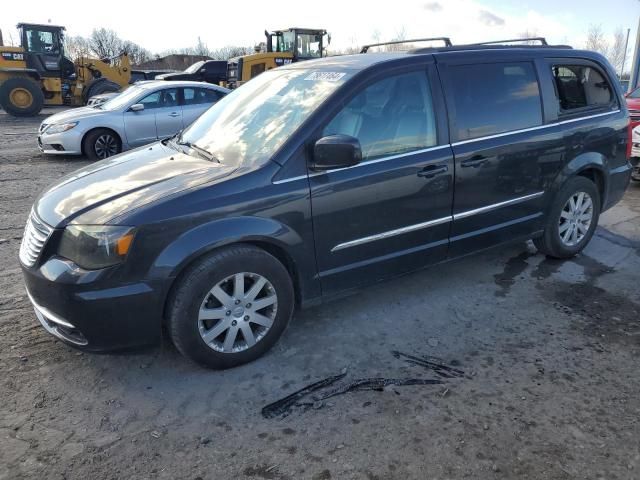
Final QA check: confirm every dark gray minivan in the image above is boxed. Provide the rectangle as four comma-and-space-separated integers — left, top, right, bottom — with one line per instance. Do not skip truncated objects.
20, 40, 632, 368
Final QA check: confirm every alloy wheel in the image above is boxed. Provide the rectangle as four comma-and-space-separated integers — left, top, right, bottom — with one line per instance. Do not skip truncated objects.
198, 272, 278, 353
558, 191, 593, 247
94, 134, 118, 159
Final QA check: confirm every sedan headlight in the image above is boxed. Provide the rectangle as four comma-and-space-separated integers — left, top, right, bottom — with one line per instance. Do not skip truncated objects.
45, 122, 78, 134
58, 225, 135, 270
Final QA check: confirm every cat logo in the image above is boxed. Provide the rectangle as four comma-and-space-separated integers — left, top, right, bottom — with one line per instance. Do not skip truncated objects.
274, 58, 293, 66
1, 52, 25, 61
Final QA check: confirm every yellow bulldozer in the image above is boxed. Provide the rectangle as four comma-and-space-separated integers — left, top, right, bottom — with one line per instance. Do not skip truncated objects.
225, 27, 329, 88
0, 23, 131, 116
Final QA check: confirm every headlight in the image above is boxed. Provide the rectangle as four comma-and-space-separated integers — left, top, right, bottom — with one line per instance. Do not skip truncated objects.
58, 225, 135, 270
45, 122, 78, 134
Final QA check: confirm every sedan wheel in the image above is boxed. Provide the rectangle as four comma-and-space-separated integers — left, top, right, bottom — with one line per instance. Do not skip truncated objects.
94, 133, 119, 159
198, 272, 278, 353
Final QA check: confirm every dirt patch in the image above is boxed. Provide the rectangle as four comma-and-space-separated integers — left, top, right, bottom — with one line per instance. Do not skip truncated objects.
549, 281, 640, 347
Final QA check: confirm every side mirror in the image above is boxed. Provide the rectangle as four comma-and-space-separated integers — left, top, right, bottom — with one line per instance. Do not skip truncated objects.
130, 103, 144, 112
311, 134, 362, 170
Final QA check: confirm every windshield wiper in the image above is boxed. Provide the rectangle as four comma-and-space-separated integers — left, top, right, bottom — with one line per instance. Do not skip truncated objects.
176, 140, 220, 163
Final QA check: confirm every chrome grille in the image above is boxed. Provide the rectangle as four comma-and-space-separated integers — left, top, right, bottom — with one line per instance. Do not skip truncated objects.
19, 212, 53, 267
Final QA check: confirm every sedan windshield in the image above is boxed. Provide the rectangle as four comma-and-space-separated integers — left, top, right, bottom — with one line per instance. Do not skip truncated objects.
185, 61, 205, 74
99, 85, 145, 110
179, 68, 350, 166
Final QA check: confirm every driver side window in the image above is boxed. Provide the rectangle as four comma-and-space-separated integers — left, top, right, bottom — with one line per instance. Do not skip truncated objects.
138, 88, 178, 109
323, 71, 437, 161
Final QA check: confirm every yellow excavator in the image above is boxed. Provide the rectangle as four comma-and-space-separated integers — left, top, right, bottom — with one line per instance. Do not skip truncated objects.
225, 27, 329, 88
0, 23, 131, 116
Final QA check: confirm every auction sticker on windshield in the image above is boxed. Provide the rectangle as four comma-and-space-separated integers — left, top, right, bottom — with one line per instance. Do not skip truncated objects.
305, 72, 346, 82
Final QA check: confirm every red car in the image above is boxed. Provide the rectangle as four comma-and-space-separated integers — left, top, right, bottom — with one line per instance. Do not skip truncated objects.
626, 86, 640, 124
626, 88, 640, 180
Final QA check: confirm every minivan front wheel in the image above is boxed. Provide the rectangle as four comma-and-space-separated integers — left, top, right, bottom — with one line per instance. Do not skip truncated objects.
534, 176, 600, 258
167, 245, 294, 369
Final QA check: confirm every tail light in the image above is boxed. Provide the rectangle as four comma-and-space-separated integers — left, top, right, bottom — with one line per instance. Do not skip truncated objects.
627, 117, 633, 160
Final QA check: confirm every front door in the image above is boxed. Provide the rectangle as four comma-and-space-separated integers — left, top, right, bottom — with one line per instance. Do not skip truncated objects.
123, 89, 162, 147
309, 67, 454, 294
440, 59, 549, 255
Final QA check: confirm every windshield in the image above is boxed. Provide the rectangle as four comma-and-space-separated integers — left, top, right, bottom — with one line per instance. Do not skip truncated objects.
185, 61, 205, 74
297, 33, 322, 58
628, 87, 640, 99
179, 68, 350, 167
99, 86, 145, 110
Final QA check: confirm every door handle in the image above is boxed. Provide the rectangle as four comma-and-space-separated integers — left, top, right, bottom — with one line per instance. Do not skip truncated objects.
460, 155, 488, 168
168, 112, 180, 117
417, 164, 448, 178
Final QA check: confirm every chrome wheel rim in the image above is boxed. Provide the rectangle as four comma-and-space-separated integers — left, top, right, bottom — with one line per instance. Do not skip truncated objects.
559, 191, 593, 247
94, 134, 118, 159
198, 272, 278, 353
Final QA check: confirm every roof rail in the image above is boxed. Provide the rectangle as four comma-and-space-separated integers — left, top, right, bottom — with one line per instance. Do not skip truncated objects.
361, 37, 452, 53
470, 37, 548, 46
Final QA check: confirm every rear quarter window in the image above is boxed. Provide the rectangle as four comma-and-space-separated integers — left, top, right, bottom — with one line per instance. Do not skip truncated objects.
551, 63, 615, 113
448, 62, 542, 141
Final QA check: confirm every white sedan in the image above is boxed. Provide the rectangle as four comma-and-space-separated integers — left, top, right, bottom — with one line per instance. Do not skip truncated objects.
38, 81, 229, 160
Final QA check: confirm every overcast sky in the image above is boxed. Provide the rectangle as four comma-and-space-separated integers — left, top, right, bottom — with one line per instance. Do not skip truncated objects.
2, 0, 639, 54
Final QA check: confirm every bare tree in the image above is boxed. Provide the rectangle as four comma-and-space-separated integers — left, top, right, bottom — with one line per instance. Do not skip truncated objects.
64, 35, 91, 61
210, 45, 253, 60
193, 37, 211, 57
89, 28, 123, 59
385, 27, 408, 51
609, 27, 627, 75
517, 29, 541, 45
121, 40, 152, 65
585, 24, 609, 57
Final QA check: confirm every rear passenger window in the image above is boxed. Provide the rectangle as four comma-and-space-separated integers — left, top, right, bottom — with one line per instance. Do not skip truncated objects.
449, 62, 542, 141
183, 88, 221, 105
551, 64, 613, 112
323, 71, 437, 160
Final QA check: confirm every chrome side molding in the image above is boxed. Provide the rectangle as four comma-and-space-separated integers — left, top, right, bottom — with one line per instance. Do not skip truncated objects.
331, 191, 545, 252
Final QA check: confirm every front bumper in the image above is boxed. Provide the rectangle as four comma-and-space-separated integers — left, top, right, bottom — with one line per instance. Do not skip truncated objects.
22, 256, 164, 351
37, 128, 84, 155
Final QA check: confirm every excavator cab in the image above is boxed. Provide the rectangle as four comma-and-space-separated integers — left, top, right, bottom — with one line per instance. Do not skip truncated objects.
226, 27, 328, 89
17, 23, 74, 79
266, 28, 328, 60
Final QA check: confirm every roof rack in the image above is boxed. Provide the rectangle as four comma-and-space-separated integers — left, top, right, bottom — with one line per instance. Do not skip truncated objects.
360, 37, 452, 53
469, 37, 548, 46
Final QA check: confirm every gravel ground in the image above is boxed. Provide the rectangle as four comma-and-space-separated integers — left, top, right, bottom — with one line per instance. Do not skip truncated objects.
1, 111, 640, 480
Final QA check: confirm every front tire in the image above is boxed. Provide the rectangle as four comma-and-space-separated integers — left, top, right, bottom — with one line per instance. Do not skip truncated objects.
82, 128, 122, 160
167, 245, 294, 369
534, 176, 600, 258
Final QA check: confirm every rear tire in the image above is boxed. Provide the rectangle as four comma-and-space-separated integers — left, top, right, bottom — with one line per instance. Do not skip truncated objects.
533, 176, 600, 258
0, 77, 44, 117
167, 244, 294, 369
83, 78, 120, 103
82, 128, 122, 160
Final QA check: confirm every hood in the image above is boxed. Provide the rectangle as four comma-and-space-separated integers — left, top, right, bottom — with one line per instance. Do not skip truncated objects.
42, 106, 106, 126
35, 143, 236, 227
626, 97, 640, 111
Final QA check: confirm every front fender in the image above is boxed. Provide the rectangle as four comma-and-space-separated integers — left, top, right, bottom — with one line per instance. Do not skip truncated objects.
148, 216, 304, 283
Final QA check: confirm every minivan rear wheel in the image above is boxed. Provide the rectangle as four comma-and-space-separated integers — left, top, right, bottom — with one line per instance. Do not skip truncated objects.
167, 245, 294, 369
533, 176, 600, 258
